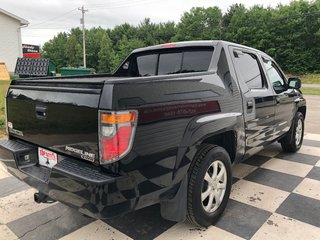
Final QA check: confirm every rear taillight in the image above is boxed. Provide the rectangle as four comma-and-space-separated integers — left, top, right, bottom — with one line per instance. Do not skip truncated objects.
99, 110, 138, 164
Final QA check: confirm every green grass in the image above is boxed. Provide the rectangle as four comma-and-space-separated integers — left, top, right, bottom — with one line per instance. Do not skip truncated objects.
0, 81, 10, 137
289, 73, 320, 95
301, 88, 320, 95
299, 74, 320, 84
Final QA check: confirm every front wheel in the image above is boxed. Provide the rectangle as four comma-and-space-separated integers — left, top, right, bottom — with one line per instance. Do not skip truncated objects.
280, 111, 304, 152
187, 144, 232, 227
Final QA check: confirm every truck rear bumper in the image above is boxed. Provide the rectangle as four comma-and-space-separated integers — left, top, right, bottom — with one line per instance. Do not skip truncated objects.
0, 139, 137, 219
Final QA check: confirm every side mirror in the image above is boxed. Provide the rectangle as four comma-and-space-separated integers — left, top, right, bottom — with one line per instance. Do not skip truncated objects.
288, 77, 301, 89
273, 80, 288, 93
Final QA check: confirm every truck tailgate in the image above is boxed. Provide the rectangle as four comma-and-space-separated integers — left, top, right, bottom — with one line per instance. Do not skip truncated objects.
6, 79, 105, 163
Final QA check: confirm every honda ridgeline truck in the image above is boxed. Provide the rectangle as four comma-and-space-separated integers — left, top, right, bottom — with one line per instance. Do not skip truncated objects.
0, 41, 306, 227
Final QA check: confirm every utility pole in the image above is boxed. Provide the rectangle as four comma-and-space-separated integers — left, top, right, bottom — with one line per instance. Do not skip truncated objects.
78, 6, 88, 68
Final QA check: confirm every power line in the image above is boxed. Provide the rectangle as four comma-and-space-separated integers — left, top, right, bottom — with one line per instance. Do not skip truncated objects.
25, 0, 167, 31
25, 25, 75, 29
28, 8, 78, 27
89, 0, 164, 10
25, 12, 79, 30
87, 0, 141, 8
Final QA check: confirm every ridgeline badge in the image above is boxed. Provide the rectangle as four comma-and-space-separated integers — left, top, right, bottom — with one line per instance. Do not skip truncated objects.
65, 145, 95, 162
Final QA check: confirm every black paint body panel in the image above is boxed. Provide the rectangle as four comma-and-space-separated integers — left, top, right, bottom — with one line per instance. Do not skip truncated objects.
1, 41, 306, 221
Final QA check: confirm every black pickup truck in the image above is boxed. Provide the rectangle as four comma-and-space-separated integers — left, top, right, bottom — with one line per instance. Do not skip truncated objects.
0, 41, 306, 227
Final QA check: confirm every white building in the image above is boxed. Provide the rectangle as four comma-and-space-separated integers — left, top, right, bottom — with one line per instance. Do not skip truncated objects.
0, 8, 28, 73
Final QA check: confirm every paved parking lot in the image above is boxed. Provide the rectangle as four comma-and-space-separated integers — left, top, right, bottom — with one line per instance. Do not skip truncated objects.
0, 95, 319, 240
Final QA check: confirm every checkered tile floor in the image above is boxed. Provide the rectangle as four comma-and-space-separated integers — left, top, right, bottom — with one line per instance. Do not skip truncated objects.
0, 133, 320, 240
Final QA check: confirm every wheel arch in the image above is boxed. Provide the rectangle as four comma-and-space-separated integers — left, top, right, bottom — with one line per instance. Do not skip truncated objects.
178, 112, 245, 167
298, 105, 306, 120
201, 130, 237, 164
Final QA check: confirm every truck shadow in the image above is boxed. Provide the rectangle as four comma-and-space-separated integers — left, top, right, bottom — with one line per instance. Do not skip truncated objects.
102, 204, 176, 240
100, 144, 283, 240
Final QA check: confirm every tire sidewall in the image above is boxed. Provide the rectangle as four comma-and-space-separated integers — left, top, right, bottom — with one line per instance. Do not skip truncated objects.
190, 146, 232, 227
293, 112, 304, 150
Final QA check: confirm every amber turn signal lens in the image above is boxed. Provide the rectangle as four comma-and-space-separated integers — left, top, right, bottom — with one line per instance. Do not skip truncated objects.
101, 112, 137, 124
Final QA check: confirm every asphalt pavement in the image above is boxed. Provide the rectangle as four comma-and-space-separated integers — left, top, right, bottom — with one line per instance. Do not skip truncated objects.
304, 95, 320, 134
303, 84, 320, 89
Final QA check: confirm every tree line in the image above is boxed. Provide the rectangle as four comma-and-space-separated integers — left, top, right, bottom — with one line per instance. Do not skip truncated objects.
41, 0, 320, 74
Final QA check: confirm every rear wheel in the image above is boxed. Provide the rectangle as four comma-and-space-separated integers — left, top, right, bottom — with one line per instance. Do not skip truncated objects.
280, 111, 304, 152
187, 144, 232, 227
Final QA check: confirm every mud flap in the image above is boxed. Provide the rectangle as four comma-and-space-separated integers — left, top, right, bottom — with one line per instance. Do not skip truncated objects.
160, 175, 187, 222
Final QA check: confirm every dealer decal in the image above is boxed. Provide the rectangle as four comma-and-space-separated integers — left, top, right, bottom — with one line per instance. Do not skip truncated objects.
7, 121, 24, 136
8, 128, 24, 136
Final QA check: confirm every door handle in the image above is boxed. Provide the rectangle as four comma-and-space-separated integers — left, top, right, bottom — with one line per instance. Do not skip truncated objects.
247, 100, 253, 113
35, 105, 47, 120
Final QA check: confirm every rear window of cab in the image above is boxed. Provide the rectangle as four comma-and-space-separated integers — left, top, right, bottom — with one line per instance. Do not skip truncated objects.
116, 47, 214, 77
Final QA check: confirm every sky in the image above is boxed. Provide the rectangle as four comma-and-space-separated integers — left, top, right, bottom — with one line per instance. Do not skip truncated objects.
1, 0, 293, 46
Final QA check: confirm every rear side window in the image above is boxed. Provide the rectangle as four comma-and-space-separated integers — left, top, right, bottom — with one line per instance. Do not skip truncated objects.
116, 48, 213, 77
233, 51, 263, 89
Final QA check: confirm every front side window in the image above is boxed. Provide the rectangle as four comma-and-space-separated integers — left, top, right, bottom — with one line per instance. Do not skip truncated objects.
233, 51, 263, 89
262, 58, 286, 89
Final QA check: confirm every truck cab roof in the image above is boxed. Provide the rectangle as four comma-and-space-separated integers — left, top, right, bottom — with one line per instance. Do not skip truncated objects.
132, 40, 268, 57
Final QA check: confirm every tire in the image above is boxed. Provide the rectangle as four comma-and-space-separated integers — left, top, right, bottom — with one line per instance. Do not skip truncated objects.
280, 111, 304, 152
187, 144, 232, 227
